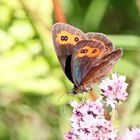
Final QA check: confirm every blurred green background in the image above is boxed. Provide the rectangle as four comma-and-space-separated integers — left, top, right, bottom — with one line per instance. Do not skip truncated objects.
0, 0, 140, 139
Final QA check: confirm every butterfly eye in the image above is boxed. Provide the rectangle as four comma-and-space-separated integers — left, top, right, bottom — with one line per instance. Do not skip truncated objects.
74, 37, 79, 42
92, 49, 97, 53
81, 49, 88, 53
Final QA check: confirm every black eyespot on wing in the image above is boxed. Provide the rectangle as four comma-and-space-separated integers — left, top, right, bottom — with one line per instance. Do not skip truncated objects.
74, 37, 79, 42
64, 36, 68, 41
81, 49, 88, 53
61, 36, 65, 41
92, 49, 97, 53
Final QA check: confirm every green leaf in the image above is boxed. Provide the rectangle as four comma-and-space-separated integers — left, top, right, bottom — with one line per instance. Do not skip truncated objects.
120, 70, 140, 127
108, 35, 140, 50
84, 0, 110, 31
114, 58, 139, 79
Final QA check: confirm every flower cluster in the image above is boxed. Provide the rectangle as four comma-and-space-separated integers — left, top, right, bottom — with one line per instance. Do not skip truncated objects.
64, 74, 140, 140
64, 97, 118, 140
99, 74, 128, 109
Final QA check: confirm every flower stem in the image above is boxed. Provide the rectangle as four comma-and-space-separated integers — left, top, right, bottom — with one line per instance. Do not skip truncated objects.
89, 90, 98, 101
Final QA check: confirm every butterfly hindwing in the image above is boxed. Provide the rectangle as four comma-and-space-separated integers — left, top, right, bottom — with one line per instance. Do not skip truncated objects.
71, 40, 106, 86
71, 38, 123, 87
82, 48, 123, 85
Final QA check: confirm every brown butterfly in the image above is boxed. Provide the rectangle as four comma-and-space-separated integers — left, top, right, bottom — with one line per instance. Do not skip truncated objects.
52, 23, 123, 94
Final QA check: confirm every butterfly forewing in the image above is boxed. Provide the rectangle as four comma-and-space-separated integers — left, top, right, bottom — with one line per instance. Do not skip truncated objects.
52, 23, 87, 71
86, 33, 115, 55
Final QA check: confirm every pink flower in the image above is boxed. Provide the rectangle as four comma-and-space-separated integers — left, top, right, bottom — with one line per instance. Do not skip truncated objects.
99, 74, 128, 108
117, 128, 140, 140
64, 131, 77, 140
64, 98, 118, 140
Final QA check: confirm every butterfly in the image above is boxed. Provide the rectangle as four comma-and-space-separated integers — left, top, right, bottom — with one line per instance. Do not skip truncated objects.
52, 23, 123, 94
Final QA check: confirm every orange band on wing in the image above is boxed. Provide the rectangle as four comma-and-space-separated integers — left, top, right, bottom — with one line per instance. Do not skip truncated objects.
76, 46, 103, 58
92, 39, 111, 54
57, 31, 83, 45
